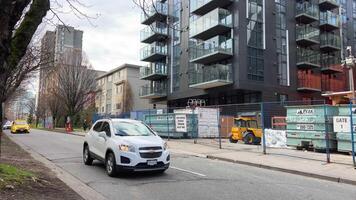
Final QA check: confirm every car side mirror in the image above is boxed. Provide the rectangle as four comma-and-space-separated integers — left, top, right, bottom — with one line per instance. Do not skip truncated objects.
98, 131, 106, 138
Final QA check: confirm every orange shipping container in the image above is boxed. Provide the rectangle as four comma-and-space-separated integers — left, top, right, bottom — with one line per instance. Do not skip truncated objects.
220, 116, 235, 138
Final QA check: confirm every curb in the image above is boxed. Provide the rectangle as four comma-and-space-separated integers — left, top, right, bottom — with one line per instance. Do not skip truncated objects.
206, 155, 356, 186
7, 134, 107, 200
33, 128, 85, 137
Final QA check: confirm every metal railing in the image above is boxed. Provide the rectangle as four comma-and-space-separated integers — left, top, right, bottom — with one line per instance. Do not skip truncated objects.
189, 8, 232, 38
140, 42, 167, 60
190, 35, 233, 61
189, 64, 233, 86
140, 22, 168, 42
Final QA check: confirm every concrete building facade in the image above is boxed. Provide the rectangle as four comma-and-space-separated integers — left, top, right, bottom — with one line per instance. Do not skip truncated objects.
95, 64, 151, 115
138, 0, 356, 107
38, 25, 83, 103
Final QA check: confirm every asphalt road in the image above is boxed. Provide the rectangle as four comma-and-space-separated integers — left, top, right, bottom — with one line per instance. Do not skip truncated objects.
6, 129, 356, 200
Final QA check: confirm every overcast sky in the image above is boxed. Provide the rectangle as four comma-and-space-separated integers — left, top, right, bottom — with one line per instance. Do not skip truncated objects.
43, 0, 144, 72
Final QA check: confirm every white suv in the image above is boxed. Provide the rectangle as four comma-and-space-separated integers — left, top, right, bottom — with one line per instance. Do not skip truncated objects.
83, 119, 170, 176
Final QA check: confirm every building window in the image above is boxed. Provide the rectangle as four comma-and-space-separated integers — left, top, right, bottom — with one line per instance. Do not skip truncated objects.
116, 71, 121, 79
247, 47, 264, 81
247, 0, 264, 81
106, 104, 111, 113
275, 0, 289, 86
278, 94, 288, 103
116, 103, 121, 109
106, 89, 112, 100
108, 75, 112, 82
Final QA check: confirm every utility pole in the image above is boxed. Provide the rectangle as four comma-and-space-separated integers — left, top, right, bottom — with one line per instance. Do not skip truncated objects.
343, 46, 356, 168
344, 46, 356, 102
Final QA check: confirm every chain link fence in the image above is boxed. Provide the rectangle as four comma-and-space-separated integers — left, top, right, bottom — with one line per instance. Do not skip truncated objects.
93, 100, 356, 167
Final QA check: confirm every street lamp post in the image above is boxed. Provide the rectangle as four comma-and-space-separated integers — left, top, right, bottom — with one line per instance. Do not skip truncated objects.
343, 46, 356, 168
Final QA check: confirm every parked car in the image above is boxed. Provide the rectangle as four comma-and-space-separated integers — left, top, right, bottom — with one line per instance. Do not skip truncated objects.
2, 120, 12, 130
83, 119, 170, 176
10, 120, 30, 133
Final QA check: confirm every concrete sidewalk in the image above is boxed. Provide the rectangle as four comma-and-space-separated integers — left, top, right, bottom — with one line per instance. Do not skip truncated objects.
167, 139, 356, 185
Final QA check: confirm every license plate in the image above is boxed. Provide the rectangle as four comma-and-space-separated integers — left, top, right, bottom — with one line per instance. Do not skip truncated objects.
147, 160, 157, 166
20, 129, 24, 131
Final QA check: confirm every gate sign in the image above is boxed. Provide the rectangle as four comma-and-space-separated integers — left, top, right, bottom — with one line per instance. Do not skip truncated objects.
175, 115, 187, 132
333, 116, 351, 132
296, 109, 314, 115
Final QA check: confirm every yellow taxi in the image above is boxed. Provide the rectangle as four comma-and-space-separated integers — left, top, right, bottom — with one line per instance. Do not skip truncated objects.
10, 120, 30, 134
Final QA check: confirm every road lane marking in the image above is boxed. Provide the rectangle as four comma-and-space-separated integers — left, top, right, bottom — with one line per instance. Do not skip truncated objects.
171, 166, 206, 177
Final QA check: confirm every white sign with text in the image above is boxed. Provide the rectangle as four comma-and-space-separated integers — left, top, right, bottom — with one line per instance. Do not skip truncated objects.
175, 115, 187, 132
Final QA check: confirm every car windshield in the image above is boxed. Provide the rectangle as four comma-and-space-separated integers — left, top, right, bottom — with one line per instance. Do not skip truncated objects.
112, 121, 155, 136
15, 121, 27, 125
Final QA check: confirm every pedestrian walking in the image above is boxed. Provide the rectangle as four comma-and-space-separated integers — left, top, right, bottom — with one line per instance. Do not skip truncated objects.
83, 119, 88, 132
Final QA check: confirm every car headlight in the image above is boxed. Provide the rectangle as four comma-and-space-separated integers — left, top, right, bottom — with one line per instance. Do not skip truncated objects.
163, 141, 168, 151
119, 144, 135, 152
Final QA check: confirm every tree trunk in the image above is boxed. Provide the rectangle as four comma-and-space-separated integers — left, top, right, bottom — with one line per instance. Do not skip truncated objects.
0, 102, 3, 158
52, 116, 56, 129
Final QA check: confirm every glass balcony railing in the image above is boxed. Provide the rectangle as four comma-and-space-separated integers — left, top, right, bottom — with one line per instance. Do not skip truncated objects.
140, 42, 167, 62
296, 25, 320, 44
189, 64, 233, 89
319, 0, 340, 10
190, 0, 232, 15
320, 11, 340, 29
320, 54, 343, 72
190, 35, 233, 64
190, 8, 232, 40
140, 63, 167, 79
296, 2, 319, 22
297, 48, 320, 67
141, 1, 168, 24
320, 33, 341, 50
139, 82, 167, 98
140, 22, 168, 43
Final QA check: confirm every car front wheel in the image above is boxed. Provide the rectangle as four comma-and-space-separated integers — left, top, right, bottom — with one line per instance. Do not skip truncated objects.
83, 145, 93, 165
106, 152, 117, 177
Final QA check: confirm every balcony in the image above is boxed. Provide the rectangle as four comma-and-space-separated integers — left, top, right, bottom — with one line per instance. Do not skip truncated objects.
297, 70, 322, 92
189, 64, 233, 89
141, 1, 168, 25
296, 26, 320, 46
190, 0, 233, 16
297, 49, 320, 69
319, 0, 339, 11
322, 76, 345, 92
190, 8, 232, 40
139, 82, 167, 99
320, 54, 343, 73
140, 63, 167, 80
140, 22, 168, 44
296, 2, 319, 24
320, 11, 340, 31
320, 33, 341, 52
140, 42, 167, 62
190, 35, 233, 64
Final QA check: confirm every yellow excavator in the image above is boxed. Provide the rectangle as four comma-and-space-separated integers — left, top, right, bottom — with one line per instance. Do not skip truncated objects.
229, 117, 262, 145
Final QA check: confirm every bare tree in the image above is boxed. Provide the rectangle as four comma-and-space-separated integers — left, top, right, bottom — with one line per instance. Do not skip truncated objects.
53, 64, 96, 128
123, 81, 133, 114
45, 90, 64, 128
25, 97, 36, 124
0, 0, 97, 157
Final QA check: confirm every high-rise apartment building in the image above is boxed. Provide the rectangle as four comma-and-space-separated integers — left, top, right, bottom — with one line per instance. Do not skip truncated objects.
139, 0, 356, 107
39, 25, 83, 98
